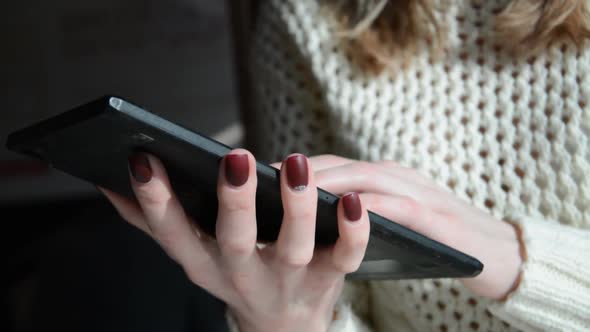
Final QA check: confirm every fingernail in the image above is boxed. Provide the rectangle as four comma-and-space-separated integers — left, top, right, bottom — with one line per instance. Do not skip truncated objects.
286, 154, 308, 191
225, 153, 249, 187
342, 192, 362, 222
129, 153, 152, 183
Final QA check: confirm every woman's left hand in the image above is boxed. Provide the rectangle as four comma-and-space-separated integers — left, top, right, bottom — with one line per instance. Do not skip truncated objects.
288, 154, 523, 299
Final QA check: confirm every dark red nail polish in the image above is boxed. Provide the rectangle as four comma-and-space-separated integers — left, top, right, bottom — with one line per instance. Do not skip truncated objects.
225, 154, 249, 187
342, 193, 362, 222
129, 153, 152, 183
286, 154, 308, 191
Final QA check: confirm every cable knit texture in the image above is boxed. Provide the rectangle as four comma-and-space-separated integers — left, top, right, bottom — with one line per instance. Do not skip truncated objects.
244, 0, 590, 331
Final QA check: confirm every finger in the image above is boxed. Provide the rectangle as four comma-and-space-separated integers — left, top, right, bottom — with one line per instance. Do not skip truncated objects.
311, 192, 440, 274
128, 153, 215, 269
275, 154, 317, 269
374, 160, 439, 190
216, 149, 260, 269
317, 161, 432, 192
314, 162, 450, 210
97, 186, 151, 235
309, 154, 354, 171
329, 192, 370, 274
271, 154, 353, 172
358, 192, 439, 240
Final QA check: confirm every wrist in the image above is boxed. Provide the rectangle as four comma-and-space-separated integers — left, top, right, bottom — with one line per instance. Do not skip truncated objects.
494, 222, 525, 299
498, 221, 526, 300
461, 219, 524, 299
231, 307, 333, 332
237, 318, 330, 332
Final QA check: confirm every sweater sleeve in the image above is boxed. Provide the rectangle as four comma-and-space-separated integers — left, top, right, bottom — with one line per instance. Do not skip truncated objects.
488, 215, 590, 331
245, 0, 343, 163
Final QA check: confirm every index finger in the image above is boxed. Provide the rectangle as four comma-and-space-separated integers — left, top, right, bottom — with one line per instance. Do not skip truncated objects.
127, 153, 221, 281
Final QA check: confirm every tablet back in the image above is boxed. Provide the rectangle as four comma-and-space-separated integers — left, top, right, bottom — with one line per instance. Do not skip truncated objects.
6, 96, 483, 279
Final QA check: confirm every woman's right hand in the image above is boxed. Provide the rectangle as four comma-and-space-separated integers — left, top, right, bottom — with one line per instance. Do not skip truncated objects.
98, 150, 370, 332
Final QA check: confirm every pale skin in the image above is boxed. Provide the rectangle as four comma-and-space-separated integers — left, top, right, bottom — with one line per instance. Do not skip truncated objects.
99, 150, 522, 332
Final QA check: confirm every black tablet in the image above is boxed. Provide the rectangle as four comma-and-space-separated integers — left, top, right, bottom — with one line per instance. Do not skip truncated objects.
6, 96, 483, 280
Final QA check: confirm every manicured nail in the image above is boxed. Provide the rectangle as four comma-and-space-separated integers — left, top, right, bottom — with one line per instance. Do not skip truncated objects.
286, 154, 309, 191
129, 153, 152, 183
225, 154, 249, 187
342, 192, 362, 222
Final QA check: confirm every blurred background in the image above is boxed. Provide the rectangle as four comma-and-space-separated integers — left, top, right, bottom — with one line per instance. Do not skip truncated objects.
1, 0, 253, 330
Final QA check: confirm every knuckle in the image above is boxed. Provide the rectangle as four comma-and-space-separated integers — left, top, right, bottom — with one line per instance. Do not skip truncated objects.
218, 190, 254, 213
219, 239, 253, 256
283, 208, 315, 223
282, 257, 310, 269
277, 249, 313, 268
398, 196, 422, 216
136, 186, 173, 207
332, 259, 361, 274
348, 233, 369, 249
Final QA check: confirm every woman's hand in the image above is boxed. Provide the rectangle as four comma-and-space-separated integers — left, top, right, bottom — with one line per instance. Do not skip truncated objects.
304, 155, 523, 300
99, 150, 370, 332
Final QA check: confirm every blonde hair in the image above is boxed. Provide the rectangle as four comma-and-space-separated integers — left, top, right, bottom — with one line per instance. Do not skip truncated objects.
328, 0, 590, 72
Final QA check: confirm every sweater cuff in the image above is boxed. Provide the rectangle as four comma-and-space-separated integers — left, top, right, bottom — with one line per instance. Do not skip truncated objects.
488, 215, 590, 331
225, 303, 371, 332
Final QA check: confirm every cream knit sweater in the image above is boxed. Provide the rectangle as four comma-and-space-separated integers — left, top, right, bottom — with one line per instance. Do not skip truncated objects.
239, 0, 590, 331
